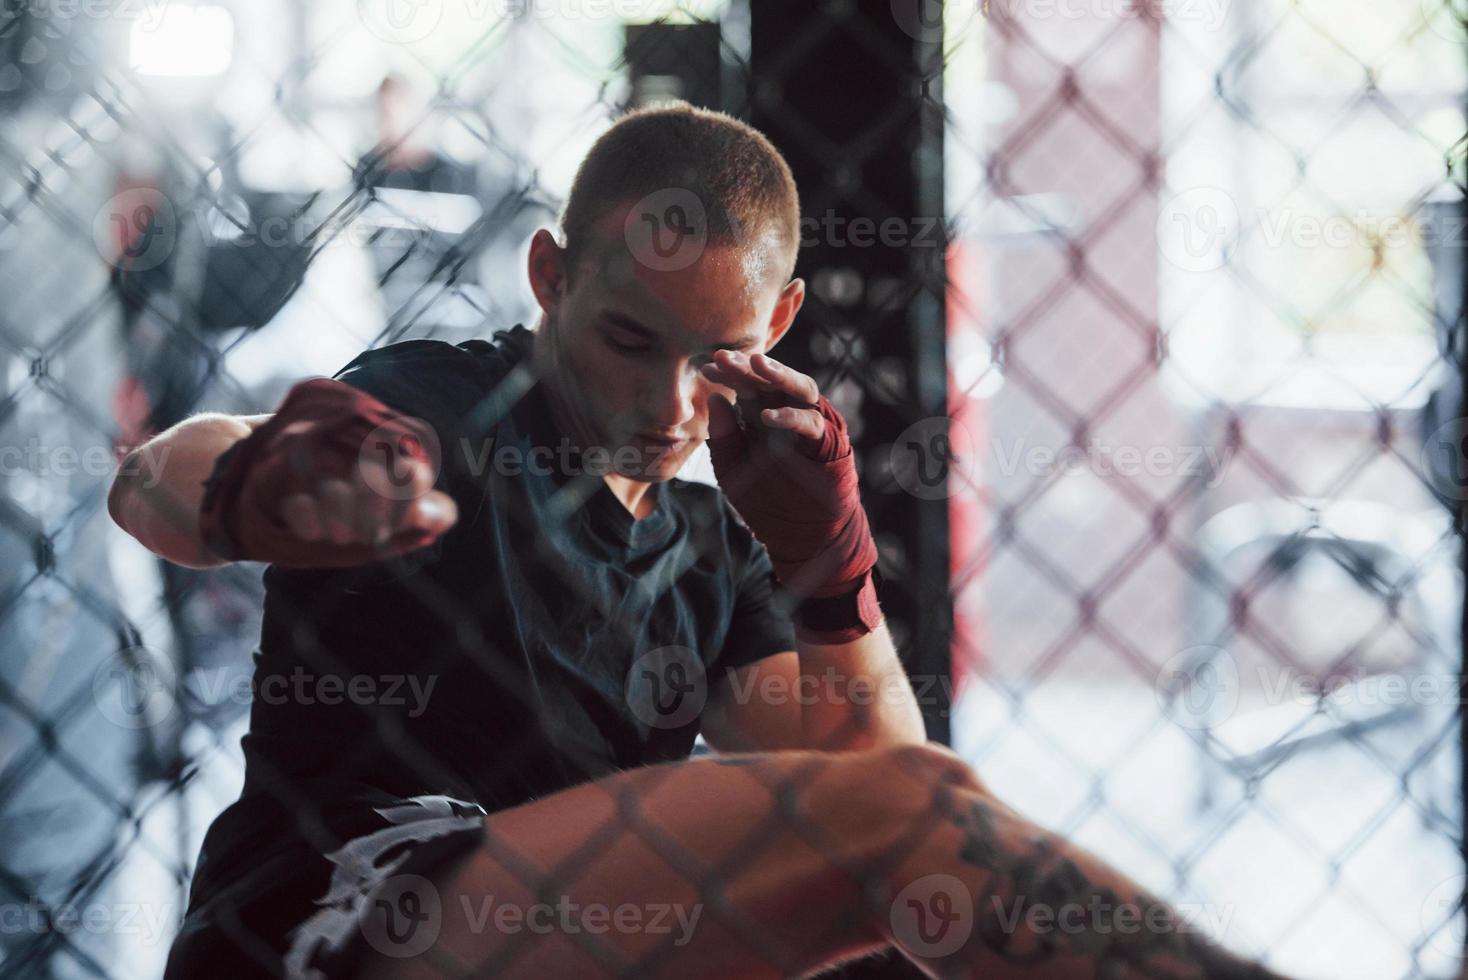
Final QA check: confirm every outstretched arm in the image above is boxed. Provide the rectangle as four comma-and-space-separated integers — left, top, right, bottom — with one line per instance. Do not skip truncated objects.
109, 412, 269, 568
108, 379, 456, 569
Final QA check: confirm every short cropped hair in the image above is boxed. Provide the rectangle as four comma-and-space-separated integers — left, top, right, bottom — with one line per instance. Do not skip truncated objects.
559, 101, 801, 284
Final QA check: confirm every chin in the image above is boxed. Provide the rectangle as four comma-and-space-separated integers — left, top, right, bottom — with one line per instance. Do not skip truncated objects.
614, 446, 694, 483
625, 461, 684, 483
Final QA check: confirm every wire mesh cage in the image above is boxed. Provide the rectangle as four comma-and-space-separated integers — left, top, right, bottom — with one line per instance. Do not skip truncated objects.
0, 0, 1464, 977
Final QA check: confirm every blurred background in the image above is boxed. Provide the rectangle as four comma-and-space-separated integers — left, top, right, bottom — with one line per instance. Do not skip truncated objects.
0, 0, 1464, 977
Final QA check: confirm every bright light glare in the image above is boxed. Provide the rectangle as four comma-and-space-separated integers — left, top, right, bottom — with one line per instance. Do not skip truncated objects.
129, 6, 235, 78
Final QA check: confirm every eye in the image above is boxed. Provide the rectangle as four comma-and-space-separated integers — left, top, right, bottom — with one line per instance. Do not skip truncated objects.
603, 330, 651, 355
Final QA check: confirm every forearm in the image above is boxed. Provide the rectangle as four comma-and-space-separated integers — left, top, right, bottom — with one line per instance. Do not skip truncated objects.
108, 413, 263, 568
798, 622, 926, 751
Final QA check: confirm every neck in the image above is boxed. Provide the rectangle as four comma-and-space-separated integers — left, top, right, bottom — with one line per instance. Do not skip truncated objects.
605, 472, 656, 519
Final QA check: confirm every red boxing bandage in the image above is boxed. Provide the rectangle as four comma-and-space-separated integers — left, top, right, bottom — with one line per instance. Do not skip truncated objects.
707, 396, 882, 644
199, 378, 438, 568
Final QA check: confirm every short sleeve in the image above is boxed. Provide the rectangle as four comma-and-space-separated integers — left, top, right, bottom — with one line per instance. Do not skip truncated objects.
714, 499, 797, 676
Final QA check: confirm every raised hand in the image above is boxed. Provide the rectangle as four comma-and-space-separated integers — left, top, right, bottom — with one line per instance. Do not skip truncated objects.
700, 350, 881, 642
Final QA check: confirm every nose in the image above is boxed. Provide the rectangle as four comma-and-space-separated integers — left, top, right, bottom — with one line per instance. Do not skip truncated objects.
639, 359, 697, 432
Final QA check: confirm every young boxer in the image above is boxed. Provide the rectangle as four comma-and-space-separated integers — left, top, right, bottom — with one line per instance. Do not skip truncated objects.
112, 102, 1287, 980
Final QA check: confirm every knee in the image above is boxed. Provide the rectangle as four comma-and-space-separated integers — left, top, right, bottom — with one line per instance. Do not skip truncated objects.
875, 742, 986, 795
818, 742, 986, 827
776, 743, 988, 891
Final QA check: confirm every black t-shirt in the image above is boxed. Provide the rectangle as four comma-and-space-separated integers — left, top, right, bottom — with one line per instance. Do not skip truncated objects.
185, 325, 795, 913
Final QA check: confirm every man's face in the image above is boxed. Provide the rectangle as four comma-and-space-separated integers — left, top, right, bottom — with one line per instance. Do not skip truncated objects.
532, 209, 800, 483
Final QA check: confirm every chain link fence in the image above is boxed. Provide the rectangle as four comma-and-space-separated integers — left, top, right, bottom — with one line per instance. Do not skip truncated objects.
0, 0, 1464, 976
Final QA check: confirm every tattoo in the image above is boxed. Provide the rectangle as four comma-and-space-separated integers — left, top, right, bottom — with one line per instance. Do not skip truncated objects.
952, 799, 1001, 868
942, 798, 1280, 979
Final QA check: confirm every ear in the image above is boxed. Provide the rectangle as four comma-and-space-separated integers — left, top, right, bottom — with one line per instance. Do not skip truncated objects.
527, 228, 568, 316
763, 277, 805, 353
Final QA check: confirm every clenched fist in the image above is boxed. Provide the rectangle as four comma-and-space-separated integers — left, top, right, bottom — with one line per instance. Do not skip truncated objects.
199, 378, 457, 568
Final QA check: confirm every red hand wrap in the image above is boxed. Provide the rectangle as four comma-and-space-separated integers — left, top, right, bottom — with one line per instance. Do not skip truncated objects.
707, 396, 882, 644
198, 378, 437, 567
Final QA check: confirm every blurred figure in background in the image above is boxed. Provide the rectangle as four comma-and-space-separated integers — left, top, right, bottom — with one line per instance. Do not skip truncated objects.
355, 74, 476, 198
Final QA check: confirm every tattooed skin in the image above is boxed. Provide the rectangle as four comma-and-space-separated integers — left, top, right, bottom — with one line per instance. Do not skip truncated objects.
938, 788, 1282, 980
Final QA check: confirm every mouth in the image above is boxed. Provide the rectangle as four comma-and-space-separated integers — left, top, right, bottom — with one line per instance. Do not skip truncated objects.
632, 432, 691, 455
